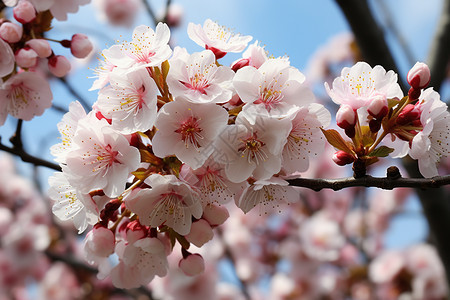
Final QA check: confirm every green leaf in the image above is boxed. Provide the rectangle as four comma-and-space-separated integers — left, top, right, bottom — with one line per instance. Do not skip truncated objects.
388, 95, 408, 109
320, 128, 353, 154
368, 146, 394, 158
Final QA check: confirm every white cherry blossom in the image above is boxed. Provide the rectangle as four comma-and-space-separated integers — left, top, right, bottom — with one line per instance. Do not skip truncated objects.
167, 50, 234, 103
125, 174, 203, 235
0, 71, 52, 125
64, 115, 140, 198
103, 23, 172, 70
152, 98, 229, 169
325, 61, 403, 110
187, 19, 252, 53
234, 58, 315, 120
409, 88, 450, 177
96, 68, 159, 134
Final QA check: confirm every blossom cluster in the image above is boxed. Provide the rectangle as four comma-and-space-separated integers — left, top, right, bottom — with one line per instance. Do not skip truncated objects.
47, 18, 450, 289
0, 0, 93, 125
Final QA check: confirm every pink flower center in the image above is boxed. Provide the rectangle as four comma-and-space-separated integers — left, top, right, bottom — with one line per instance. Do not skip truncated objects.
238, 133, 268, 164
181, 73, 209, 94
255, 84, 284, 111
175, 116, 204, 148
123, 42, 156, 64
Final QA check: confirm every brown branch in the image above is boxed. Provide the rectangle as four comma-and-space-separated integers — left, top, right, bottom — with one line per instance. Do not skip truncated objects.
427, 0, 450, 92
287, 174, 450, 191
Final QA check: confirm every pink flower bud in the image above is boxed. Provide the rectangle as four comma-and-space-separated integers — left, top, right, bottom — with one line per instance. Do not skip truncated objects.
396, 104, 420, 126
206, 45, 227, 59
185, 219, 214, 247
125, 220, 147, 244
407, 62, 430, 90
367, 95, 388, 119
15, 48, 38, 68
70, 34, 93, 59
25, 39, 52, 58
202, 204, 229, 226
166, 3, 183, 28
332, 151, 355, 166
84, 226, 115, 259
179, 253, 205, 276
0, 22, 23, 43
231, 58, 250, 72
336, 104, 356, 130
13, 0, 36, 24
48, 55, 71, 77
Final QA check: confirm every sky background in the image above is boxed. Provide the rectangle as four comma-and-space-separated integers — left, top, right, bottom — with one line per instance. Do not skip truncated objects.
0, 0, 445, 249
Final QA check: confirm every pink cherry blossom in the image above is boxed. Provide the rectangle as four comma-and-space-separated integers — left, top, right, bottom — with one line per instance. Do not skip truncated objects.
0, 71, 52, 125
167, 50, 235, 103
282, 104, 331, 174
83, 226, 116, 264
179, 253, 205, 276
325, 61, 403, 110
234, 58, 315, 119
213, 111, 292, 183
15, 48, 38, 68
237, 176, 299, 214
89, 53, 117, 91
407, 62, 431, 89
0, 38, 15, 77
0, 22, 22, 43
48, 55, 71, 77
96, 68, 158, 134
125, 174, 203, 235
25, 39, 52, 58
13, 0, 36, 24
49, 0, 90, 21
185, 219, 214, 247
369, 249, 405, 283
187, 19, 252, 54
232, 40, 269, 71
93, 0, 141, 27
409, 88, 450, 177
103, 23, 172, 70
70, 33, 93, 59
152, 98, 229, 169
64, 115, 140, 197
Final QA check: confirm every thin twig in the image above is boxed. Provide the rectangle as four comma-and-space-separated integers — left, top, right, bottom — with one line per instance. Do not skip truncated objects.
142, 0, 159, 25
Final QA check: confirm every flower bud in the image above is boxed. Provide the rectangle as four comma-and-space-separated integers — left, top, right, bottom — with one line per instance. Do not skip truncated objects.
407, 62, 430, 90
367, 95, 388, 119
13, 0, 36, 24
336, 104, 356, 130
25, 39, 52, 58
48, 55, 71, 77
165, 3, 183, 28
202, 204, 229, 226
332, 151, 355, 166
369, 119, 382, 133
179, 253, 205, 276
70, 34, 93, 59
125, 220, 148, 244
15, 48, 38, 68
231, 58, 250, 72
0, 22, 23, 43
396, 104, 420, 126
185, 219, 214, 247
84, 226, 115, 261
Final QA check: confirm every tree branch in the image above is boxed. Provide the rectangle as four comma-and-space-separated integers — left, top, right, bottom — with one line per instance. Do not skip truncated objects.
142, 0, 159, 25
427, 0, 450, 92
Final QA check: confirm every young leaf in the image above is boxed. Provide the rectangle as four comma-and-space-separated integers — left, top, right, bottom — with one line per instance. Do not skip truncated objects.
320, 128, 353, 154
368, 146, 394, 157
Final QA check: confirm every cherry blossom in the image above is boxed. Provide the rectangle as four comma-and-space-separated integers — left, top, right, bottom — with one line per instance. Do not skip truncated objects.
325, 61, 403, 110
282, 103, 331, 174
409, 88, 450, 177
213, 111, 292, 183
96, 68, 159, 134
187, 19, 252, 56
369, 249, 405, 284
64, 114, 140, 197
103, 23, 172, 70
152, 98, 229, 169
234, 58, 315, 120
0, 71, 52, 125
125, 174, 203, 235
93, 0, 141, 26
167, 50, 235, 104
0, 38, 14, 77
231, 40, 269, 71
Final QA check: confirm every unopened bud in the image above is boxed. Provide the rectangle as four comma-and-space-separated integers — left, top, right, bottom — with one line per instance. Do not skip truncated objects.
367, 95, 388, 119
408, 87, 421, 101
231, 58, 250, 72
206, 45, 227, 60
0, 22, 23, 43
202, 204, 229, 226
15, 47, 37, 68
396, 104, 420, 126
125, 220, 147, 243
179, 253, 205, 276
25, 39, 52, 58
70, 34, 93, 59
185, 219, 214, 247
407, 62, 430, 90
336, 104, 356, 130
165, 3, 183, 28
48, 55, 71, 77
84, 226, 115, 260
332, 151, 355, 166
369, 119, 382, 133
13, 0, 36, 24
